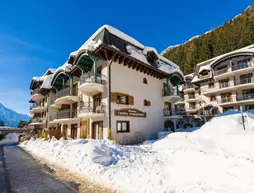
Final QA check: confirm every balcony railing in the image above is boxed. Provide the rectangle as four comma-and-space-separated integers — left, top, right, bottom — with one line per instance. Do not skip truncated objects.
80, 73, 103, 85
234, 79, 253, 86
163, 109, 171, 117
30, 103, 40, 110
214, 68, 228, 76
31, 117, 45, 123
175, 109, 186, 115
219, 97, 232, 103
56, 87, 74, 99
186, 106, 196, 111
184, 84, 194, 89
30, 102, 46, 110
56, 109, 77, 119
162, 89, 180, 97
232, 63, 249, 71
79, 101, 106, 114
187, 94, 195, 99
236, 94, 254, 101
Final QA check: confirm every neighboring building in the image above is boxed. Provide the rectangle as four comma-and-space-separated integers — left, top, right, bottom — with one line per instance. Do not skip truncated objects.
29, 25, 184, 144
29, 69, 56, 132
164, 73, 204, 131
190, 44, 254, 114
164, 44, 254, 131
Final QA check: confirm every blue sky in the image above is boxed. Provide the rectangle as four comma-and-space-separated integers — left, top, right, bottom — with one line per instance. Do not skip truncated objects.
0, 0, 252, 115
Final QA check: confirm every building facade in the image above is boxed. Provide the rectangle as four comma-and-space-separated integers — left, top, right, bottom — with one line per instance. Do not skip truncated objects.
29, 25, 184, 144
178, 44, 254, 116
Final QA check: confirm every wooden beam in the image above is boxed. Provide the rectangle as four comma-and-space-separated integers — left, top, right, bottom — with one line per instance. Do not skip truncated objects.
119, 55, 124, 64
148, 69, 154, 76
140, 66, 146, 72
124, 59, 130, 66
97, 51, 105, 60
136, 64, 142, 71
114, 54, 120, 62
132, 62, 138, 69
128, 61, 134, 68
103, 49, 108, 60
145, 68, 151, 75
153, 71, 158, 77
144, 67, 150, 74
108, 51, 114, 60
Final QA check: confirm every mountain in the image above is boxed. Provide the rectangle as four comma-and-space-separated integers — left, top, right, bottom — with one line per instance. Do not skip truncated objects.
162, 5, 254, 75
0, 103, 31, 127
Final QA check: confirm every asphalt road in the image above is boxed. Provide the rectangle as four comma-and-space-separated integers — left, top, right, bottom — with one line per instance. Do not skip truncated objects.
0, 144, 78, 193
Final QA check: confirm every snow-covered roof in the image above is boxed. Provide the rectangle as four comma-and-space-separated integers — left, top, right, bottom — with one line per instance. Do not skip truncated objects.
199, 65, 211, 73
40, 74, 54, 89
30, 68, 57, 91
184, 73, 194, 79
52, 62, 72, 77
76, 25, 145, 55
73, 25, 184, 78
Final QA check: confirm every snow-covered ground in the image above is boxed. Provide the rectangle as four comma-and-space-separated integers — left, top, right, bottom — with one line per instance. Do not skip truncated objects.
0, 133, 21, 145
20, 113, 254, 193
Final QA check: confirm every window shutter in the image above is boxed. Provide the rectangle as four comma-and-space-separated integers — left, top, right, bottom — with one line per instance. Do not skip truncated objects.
129, 95, 134, 105
111, 92, 117, 103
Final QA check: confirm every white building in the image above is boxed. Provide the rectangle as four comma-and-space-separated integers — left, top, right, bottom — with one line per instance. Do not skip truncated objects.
184, 44, 254, 114
29, 25, 184, 144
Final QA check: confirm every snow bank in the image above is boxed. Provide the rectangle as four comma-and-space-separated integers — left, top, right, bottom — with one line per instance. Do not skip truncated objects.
0, 133, 21, 145
21, 113, 254, 193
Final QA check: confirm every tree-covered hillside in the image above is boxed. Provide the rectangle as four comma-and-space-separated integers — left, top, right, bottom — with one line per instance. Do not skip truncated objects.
163, 5, 254, 75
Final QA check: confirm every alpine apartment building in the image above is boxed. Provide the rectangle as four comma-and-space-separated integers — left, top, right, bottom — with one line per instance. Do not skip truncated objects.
180, 44, 254, 115
29, 25, 184, 144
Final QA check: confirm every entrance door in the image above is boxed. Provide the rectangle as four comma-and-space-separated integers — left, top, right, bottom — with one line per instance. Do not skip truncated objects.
63, 124, 68, 139
91, 121, 103, 139
71, 124, 78, 139
80, 120, 88, 138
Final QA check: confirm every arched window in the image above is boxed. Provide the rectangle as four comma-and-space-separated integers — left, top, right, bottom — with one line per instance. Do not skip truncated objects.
143, 78, 148, 84
144, 99, 148, 106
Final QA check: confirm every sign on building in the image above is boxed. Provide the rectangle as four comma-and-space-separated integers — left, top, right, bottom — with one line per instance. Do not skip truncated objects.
114, 108, 146, 118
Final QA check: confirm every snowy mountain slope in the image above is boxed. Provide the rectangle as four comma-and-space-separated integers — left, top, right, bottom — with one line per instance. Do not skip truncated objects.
0, 103, 30, 127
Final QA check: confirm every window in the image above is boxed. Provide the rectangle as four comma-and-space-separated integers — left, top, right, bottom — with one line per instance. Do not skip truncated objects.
220, 79, 229, 88
245, 104, 254, 110
210, 96, 216, 101
238, 60, 249, 69
117, 95, 128, 104
209, 83, 214, 88
143, 78, 148, 84
144, 99, 148, 106
221, 93, 231, 103
116, 121, 130, 133
240, 73, 253, 84
189, 102, 196, 110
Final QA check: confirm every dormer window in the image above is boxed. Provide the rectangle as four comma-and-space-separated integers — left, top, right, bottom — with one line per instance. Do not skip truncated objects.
146, 51, 159, 67
199, 70, 210, 79
68, 55, 75, 64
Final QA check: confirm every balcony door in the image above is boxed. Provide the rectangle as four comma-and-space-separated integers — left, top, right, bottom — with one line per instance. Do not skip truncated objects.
91, 121, 103, 139
93, 94, 102, 112
71, 124, 78, 139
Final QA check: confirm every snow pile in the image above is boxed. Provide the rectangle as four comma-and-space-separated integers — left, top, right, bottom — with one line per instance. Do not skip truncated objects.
0, 133, 21, 145
21, 113, 254, 193
126, 45, 148, 64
